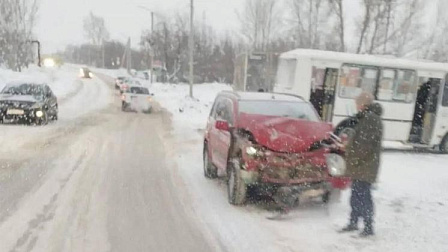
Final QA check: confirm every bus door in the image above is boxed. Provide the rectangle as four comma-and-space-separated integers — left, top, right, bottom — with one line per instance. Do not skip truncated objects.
309, 67, 338, 121
322, 69, 338, 121
410, 78, 441, 144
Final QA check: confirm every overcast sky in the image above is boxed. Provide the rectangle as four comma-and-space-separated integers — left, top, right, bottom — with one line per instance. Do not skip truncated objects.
36, 0, 245, 53
36, 0, 438, 54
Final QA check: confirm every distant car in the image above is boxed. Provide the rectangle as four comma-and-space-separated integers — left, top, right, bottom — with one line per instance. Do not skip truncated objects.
119, 79, 142, 94
121, 85, 153, 113
80, 67, 93, 78
0, 82, 58, 125
115, 76, 127, 89
203, 91, 350, 205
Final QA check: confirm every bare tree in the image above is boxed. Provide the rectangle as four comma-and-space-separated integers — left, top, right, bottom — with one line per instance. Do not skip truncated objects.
83, 12, 110, 46
329, 0, 345, 52
0, 0, 39, 71
356, 0, 373, 54
288, 0, 333, 49
238, 0, 278, 51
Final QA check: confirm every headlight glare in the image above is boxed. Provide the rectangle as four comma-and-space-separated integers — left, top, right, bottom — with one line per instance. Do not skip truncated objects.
246, 146, 264, 157
36, 111, 43, 118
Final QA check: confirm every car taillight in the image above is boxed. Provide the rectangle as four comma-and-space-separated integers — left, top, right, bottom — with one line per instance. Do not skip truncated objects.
147, 97, 152, 102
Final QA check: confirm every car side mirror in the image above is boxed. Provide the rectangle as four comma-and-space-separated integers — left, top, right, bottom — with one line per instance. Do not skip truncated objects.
151, 93, 155, 96
215, 120, 230, 131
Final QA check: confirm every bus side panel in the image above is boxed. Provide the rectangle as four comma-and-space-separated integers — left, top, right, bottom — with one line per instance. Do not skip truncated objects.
275, 58, 295, 92
332, 98, 414, 141
293, 58, 312, 100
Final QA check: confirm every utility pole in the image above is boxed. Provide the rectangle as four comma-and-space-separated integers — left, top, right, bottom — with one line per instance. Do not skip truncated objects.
127, 37, 132, 74
151, 11, 154, 83
189, 0, 194, 98
102, 39, 105, 68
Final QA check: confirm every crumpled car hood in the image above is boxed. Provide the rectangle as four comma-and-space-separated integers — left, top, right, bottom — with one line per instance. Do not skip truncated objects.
237, 113, 333, 153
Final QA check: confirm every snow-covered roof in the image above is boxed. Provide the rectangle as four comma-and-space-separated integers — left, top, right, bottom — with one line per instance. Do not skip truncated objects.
280, 49, 448, 73
233, 92, 305, 102
4, 81, 44, 87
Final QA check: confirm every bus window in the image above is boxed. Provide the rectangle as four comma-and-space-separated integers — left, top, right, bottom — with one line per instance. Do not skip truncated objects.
378, 69, 416, 103
378, 69, 395, 100
339, 65, 377, 99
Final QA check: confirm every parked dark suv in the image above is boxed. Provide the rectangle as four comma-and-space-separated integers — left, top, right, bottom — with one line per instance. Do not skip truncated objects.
203, 91, 349, 205
0, 82, 58, 125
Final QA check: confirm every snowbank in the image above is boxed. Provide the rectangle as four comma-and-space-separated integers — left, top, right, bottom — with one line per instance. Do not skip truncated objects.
150, 82, 231, 140
0, 65, 80, 99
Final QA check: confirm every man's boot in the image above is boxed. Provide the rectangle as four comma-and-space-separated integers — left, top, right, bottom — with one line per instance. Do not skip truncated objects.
339, 224, 358, 233
359, 228, 374, 237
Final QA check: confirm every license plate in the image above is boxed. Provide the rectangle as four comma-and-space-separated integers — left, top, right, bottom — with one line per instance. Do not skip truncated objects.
7, 109, 24, 115
302, 189, 325, 198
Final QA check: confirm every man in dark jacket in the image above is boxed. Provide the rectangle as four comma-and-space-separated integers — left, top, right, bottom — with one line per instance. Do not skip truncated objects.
340, 92, 383, 237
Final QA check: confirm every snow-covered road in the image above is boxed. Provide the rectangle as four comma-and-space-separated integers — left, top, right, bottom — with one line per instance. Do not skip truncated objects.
0, 68, 217, 252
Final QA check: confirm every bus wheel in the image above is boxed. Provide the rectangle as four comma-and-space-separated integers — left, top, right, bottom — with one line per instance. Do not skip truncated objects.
440, 135, 448, 154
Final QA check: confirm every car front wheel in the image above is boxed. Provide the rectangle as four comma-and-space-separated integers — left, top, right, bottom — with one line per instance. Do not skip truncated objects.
228, 158, 247, 205
203, 144, 217, 179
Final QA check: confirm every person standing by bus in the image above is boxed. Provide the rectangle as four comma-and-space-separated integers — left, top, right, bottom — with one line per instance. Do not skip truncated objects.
339, 92, 383, 237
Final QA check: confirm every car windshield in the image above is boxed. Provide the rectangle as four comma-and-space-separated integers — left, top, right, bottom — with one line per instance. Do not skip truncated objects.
238, 100, 320, 122
1, 84, 44, 98
128, 87, 149, 94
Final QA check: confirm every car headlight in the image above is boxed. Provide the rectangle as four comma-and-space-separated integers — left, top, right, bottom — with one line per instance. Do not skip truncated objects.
36, 110, 43, 118
246, 146, 264, 157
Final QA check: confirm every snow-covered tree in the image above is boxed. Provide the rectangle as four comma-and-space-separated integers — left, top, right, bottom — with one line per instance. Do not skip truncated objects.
0, 0, 39, 71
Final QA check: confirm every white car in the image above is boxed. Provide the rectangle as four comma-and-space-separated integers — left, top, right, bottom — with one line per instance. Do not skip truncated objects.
121, 85, 153, 113
119, 79, 142, 94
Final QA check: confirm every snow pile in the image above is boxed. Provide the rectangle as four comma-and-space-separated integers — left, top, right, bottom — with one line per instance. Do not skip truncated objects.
150, 82, 232, 140
0, 65, 80, 99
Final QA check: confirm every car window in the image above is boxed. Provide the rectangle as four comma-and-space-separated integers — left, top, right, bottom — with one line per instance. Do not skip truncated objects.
44, 85, 52, 96
129, 87, 149, 94
1, 84, 44, 97
239, 100, 320, 122
215, 99, 233, 124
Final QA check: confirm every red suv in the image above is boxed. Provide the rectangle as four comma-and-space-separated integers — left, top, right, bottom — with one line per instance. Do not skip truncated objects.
203, 91, 348, 205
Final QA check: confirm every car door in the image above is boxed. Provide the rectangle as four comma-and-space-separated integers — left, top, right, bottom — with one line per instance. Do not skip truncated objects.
44, 85, 58, 116
214, 98, 234, 171
207, 97, 222, 167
